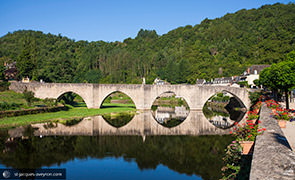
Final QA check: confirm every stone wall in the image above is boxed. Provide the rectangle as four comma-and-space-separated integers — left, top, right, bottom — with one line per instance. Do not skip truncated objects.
250, 105, 295, 179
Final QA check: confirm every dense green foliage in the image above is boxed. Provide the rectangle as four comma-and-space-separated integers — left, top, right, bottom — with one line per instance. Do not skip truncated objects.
22, 89, 35, 106
0, 81, 10, 91
0, 102, 21, 111
0, 3, 295, 83
259, 51, 295, 108
0, 61, 5, 81
249, 91, 263, 106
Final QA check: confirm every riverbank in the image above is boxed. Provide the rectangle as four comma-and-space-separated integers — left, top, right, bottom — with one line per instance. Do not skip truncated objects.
0, 104, 136, 128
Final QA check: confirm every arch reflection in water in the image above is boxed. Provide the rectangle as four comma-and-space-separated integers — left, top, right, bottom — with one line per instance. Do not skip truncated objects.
102, 112, 135, 128
7, 111, 232, 138
203, 91, 247, 129
151, 92, 190, 128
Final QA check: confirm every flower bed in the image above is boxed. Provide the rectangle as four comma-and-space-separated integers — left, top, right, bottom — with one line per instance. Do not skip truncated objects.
265, 99, 295, 123
221, 101, 265, 179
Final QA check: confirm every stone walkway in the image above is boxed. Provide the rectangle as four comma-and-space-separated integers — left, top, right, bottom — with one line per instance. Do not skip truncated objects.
282, 122, 295, 151
279, 102, 295, 151
250, 105, 295, 180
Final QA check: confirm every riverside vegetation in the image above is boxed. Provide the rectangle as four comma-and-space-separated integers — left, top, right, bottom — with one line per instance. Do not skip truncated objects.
221, 93, 265, 180
0, 90, 136, 128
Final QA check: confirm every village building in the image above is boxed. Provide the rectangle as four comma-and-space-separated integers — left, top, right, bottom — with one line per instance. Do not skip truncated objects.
211, 77, 233, 86
240, 65, 270, 88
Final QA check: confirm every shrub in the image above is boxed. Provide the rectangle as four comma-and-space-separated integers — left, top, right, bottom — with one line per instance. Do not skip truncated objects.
23, 89, 36, 106
238, 81, 249, 88
249, 91, 262, 107
43, 98, 57, 107
0, 81, 10, 91
0, 102, 21, 111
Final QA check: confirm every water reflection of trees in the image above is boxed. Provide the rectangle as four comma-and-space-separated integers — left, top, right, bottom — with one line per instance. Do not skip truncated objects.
102, 112, 135, 128
0, 134, 233, 180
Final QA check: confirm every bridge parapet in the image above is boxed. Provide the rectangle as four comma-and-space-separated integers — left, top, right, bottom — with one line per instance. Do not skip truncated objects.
250, 105, 295, 179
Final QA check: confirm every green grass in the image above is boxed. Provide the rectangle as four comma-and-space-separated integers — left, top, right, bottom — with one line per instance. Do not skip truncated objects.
0, 90, 26, 104
0, 90, 48, 109
101, 103, 136, 108
0, 105, 136, 128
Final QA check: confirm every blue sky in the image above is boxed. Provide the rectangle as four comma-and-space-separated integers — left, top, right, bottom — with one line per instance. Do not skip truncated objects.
0, 0, 292, 42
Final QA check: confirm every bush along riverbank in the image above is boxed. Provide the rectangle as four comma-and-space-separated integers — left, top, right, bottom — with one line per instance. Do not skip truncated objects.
0, 90, 69, 119
221, 101, 265, 179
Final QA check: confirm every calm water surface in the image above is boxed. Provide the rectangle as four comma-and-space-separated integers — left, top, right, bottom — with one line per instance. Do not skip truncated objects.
0, 93, 245, 180
0, 128, 233, 180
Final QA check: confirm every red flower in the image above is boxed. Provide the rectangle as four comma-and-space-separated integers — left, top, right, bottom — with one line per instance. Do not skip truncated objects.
258, 120, 261, 124
234, 122, 238, 125
230, 131, 232, 134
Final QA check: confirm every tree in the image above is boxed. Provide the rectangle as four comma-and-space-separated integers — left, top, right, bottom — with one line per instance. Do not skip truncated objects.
17, 38, 36, 79
260, 61, 295, 109
0, 61, 5, 80
23, 89, 35, 106
253, 79, 261, 88
83, 69, 101, 83
1, 3, 295, 84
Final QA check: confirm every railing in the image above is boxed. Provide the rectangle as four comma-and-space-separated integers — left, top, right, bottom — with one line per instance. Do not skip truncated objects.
250, 105, 295, 179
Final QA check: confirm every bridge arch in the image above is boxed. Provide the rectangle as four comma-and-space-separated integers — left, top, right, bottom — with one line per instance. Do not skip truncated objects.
147, 86, 194, 111
150, 90, 191, 109
202, 89, 247, 109
98, 90, 137, 109
199, 86, 250, 110
55, 90, 91, 108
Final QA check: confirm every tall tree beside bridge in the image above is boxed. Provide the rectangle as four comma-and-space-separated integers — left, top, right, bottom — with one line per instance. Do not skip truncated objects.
16, 37, 37, 80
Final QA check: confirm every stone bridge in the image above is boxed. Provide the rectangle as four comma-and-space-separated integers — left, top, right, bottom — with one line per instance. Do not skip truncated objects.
9, 82, 250, 110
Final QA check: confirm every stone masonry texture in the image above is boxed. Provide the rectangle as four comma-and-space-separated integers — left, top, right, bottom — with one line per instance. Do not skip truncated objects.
250, 105, 295, 180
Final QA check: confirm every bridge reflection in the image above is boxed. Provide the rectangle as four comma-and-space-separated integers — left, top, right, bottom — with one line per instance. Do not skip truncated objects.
8, 111, 246, 138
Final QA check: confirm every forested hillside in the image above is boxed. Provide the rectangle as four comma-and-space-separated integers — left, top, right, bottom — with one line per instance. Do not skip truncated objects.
0, 3, 295, 84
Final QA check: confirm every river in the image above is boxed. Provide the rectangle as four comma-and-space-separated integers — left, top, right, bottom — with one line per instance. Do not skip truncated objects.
0, 95, 245, 180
